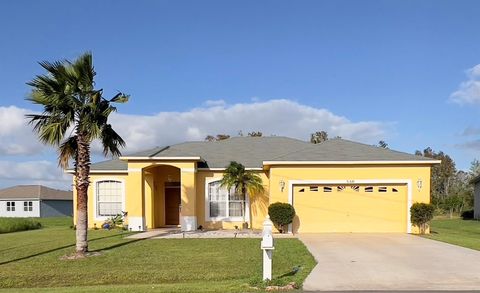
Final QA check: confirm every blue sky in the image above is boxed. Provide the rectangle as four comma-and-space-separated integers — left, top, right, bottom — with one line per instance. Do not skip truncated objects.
1, 1, 480, 189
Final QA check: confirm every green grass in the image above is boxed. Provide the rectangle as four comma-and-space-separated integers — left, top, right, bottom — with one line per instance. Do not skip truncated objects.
423, 218, 480, 250
0, 218, 42, 234
37, 217, 73, 228
0, 217, 315, 292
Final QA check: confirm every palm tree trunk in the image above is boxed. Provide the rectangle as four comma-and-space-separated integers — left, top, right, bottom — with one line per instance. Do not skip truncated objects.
75, 132, 90, 256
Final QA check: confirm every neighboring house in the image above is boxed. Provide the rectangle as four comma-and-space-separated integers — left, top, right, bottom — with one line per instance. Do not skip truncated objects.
0, 185, 72, 218
471, 175, 480, 219
69, 137, 439, 233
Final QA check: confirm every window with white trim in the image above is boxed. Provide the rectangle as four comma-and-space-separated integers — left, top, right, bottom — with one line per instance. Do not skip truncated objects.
6, 201, 15, 212
96, 180, 123, 217
24, 201, 33, 212
208, 180, 245, 219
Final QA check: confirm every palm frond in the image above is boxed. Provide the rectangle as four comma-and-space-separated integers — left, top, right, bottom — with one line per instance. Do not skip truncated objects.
101, 124, 125, 157
58, 136, 78, 169
26, 51, 128, 168
110, 92, 129, 103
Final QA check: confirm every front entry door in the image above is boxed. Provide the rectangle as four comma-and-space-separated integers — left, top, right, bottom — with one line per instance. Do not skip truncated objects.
165, 186, 181, 225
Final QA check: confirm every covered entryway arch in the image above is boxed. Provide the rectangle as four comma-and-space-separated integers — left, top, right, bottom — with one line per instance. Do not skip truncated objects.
144, 165, 181, 228
124, 159, 198, 232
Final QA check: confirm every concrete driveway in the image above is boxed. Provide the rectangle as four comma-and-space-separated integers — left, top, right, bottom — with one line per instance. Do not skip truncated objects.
299, 234, 480, 291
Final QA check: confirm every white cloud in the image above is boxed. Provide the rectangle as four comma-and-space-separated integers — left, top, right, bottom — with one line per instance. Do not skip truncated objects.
1, 99, 389, 177
0, 160, 71, 189
107, 99, 389, 153
450, 64, 480, 104
0, 106, 46, 155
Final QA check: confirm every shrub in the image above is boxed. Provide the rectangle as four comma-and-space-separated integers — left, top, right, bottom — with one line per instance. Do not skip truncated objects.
0, 218, 42, 234
268, 202, 295, 233
410, 203, 435, 234
102, 214, 125, 230
461, 209, 474, 220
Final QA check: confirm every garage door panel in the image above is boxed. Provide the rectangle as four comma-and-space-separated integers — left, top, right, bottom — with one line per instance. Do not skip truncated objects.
293, 184, 407, 233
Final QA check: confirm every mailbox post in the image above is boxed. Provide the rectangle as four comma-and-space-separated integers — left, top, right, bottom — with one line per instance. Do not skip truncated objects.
261, 216, 275, 281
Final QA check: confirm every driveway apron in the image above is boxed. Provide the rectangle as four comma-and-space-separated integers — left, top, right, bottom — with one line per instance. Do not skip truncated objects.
299, 234, 480, 291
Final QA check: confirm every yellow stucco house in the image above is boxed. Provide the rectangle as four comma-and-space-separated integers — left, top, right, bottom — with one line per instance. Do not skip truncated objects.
72, 136, 439, 233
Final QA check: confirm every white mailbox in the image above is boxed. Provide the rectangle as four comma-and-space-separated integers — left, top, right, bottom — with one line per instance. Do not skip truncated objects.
261, 233, 274, 249
261, 216, 275, 280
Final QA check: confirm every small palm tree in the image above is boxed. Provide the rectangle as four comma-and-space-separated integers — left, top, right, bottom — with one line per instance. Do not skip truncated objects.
26, 52, 129, 257
220, 161, 264, 229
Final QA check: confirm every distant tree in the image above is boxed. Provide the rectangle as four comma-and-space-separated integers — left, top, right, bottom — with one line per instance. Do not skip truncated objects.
205, 134, 231, 141
205, 135, 215, 142
247, 131, 263, 137
449, 170, 474, 213
470, 159, 480, 177
310, 131, 328, 144
442, 195, 463, 218
415, 147, 456, 206
377, 140, 388, 149
216, 134, 230, 140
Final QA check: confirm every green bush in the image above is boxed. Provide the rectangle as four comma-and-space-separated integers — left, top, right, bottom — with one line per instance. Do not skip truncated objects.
410, 203, 435, 234
268, 202, 295, 233
0, 218, 42, 234
461, 209, 474, 220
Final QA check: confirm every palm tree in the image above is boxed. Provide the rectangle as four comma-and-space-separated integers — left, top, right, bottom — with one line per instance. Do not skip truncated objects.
220, 161, 264, 229
26, 52, 129, 257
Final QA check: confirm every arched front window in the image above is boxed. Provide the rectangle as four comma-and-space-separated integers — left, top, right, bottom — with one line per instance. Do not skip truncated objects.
207, 180, 245, 219
96, 180, 123, 217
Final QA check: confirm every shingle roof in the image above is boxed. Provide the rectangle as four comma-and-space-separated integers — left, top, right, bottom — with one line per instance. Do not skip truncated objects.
123, 136, 309, 168
267, 138, 434, 162
89, 136, 435, 171
90, 159, 127, 171
0, 185, 72, 200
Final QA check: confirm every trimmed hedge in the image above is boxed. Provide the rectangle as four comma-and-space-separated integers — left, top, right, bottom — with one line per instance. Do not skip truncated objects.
410, 203, 435, 234
268, 202, 295, 233
0, 218, 42, 234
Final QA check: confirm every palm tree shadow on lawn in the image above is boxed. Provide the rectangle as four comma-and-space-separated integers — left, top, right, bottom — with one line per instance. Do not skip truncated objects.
0, 233, 138, 265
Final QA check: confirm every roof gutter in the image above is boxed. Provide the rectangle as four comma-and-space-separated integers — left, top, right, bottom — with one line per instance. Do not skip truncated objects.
262, 160, 442, 165
119, 156, 202, 161
197, 167, 263, 171
64, 170, 128, 174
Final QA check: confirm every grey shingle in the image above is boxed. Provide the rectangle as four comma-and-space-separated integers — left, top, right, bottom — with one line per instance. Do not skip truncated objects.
90, 136, 433, 171
268, 138, 434, 162
90, 159, 127, 171
0, 185, 72, 200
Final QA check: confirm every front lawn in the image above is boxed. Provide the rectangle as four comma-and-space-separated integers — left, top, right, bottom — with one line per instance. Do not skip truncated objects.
0, 217, 315, 292
423, 218, 480, 251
